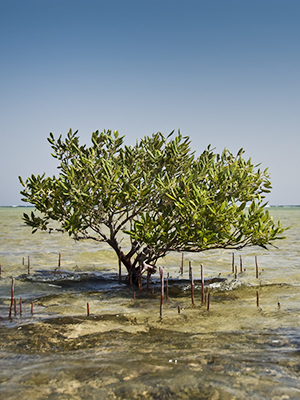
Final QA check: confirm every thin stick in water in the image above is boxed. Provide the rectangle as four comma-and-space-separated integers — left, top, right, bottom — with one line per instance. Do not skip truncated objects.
87, 302, 90, 316
138, 263, 142, 292
201, 264, 204, 303
159, 267, 164, 319
205, 286, 209, 304
178, 304, 181, 314
28, 256, 30, 275
255, 256, 259, 279
207, 292, 210, 311
240, 255, 243, 273
232, 253, 235, 273
58, 252, 61, 268
189, 261, 195, 305
256, 291, 259, 307
20, 297, 22, 316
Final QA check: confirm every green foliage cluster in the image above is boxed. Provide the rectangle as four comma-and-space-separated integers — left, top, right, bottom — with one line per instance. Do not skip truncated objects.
19, 129, 286, 277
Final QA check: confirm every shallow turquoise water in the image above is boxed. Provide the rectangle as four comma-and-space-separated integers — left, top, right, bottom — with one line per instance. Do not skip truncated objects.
0, 207, 300, 399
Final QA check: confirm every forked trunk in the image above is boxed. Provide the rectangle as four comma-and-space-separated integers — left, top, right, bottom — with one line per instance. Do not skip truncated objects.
108, 237, 157, 286
119, 253, 156, 286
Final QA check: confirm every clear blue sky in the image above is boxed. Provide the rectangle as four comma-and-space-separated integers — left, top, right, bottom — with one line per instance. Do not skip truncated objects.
1, 0, 299, 205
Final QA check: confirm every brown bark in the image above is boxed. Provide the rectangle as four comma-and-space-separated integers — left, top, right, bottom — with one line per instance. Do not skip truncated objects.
107, 236, 157, 285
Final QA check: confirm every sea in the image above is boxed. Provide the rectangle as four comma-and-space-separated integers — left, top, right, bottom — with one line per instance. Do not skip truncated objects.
0, 206, 300, 399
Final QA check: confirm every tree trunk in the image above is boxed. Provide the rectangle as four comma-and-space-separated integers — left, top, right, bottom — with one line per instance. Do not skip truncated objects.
108, 237, 156, 286
120, 253, 156, 286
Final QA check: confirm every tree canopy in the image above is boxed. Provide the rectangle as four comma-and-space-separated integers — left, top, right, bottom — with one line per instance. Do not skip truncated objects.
19, 129, 286, 283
